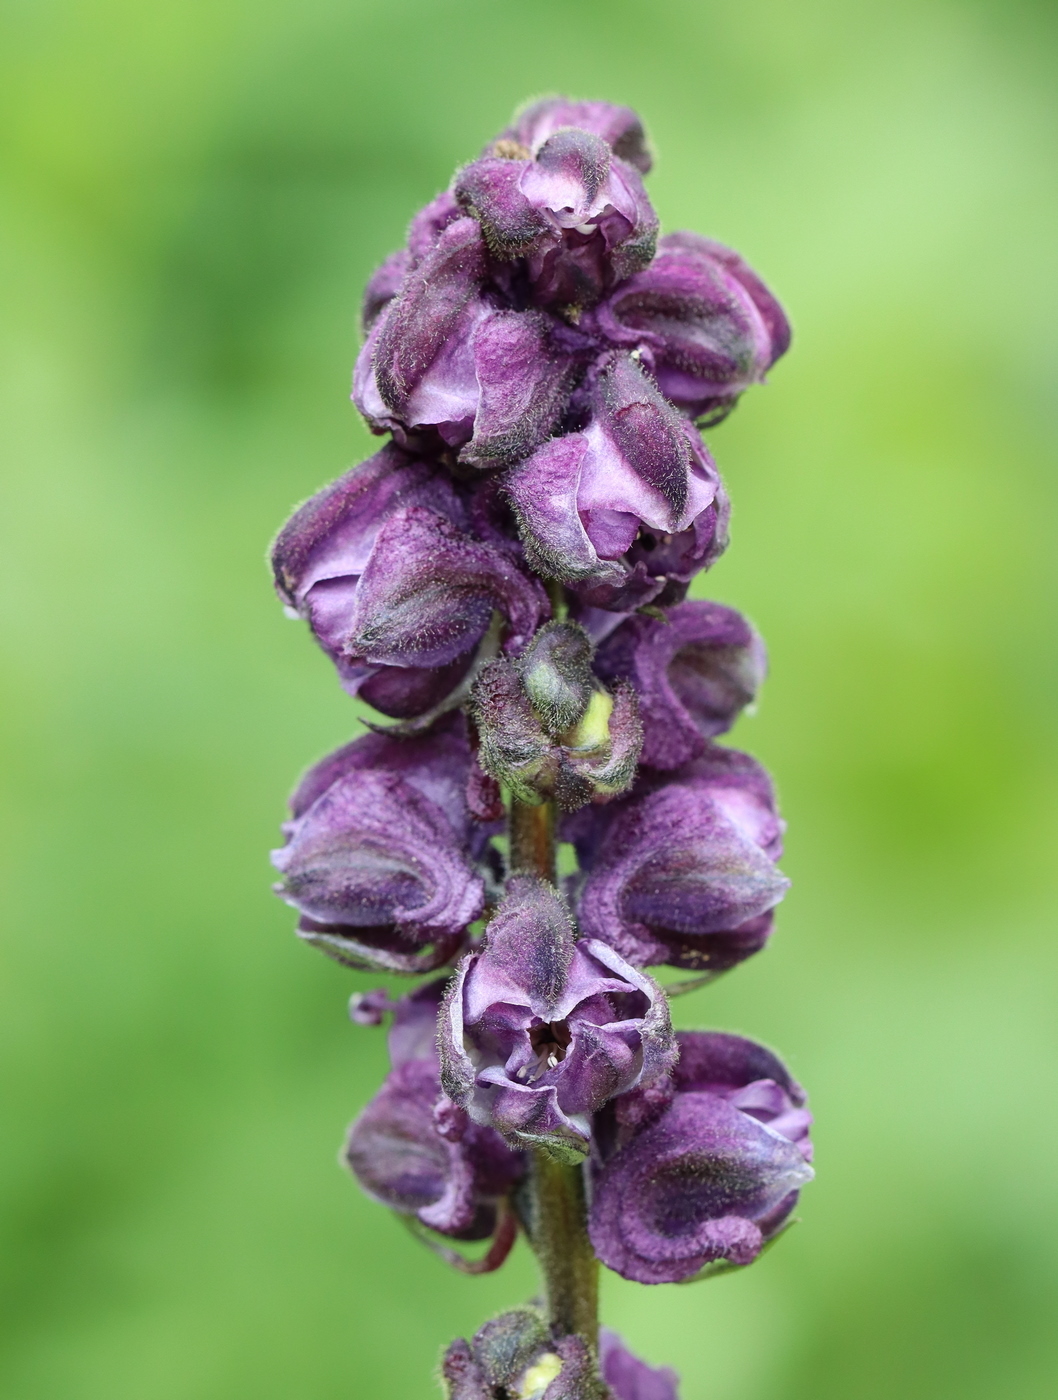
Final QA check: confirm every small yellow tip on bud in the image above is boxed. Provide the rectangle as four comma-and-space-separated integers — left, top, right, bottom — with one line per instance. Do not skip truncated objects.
517, 1352, 564, 1398
563, 688, 614, 753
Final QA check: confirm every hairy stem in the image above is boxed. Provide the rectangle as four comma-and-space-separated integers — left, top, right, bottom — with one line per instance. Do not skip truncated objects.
508, 797, 557, 883
508, 796, 599, 1348
528, 1149, 600, 1346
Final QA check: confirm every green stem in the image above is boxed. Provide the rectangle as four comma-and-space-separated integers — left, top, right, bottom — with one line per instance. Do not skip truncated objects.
527, 1149, 600, 1346
508, 797, 556, 883
507, 796, 599, 1348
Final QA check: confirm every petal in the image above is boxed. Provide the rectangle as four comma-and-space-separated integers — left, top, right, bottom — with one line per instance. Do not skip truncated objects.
344, 506, 548, 668
454, 157, 553, 258
361, 248, 411, 331
589, 1092, 812, 1283
595, 601, 766, 770
463, 875, 576, 1022
502, 98, 652, 173
270, 445, 459, 610
459, 310, 575, 470
520, 129, 612, 226
599, 1331, 680, 1400
574, 753, 789, 968
673, 1031, 806, 1107
505, 434, 627, 585
272, 766, 483, 956
372, 216, 488, 419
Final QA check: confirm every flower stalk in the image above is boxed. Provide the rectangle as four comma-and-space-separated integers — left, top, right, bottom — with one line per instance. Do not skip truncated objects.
268, 96, 813, 1399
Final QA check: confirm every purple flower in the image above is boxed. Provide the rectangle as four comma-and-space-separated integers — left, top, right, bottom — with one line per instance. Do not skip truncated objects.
588, 231, 791, 424
505, 354, 729, 612
271, 444, 548, 717
270, 717, 489, 973
594, 601, 766, 770
567, 745, 789, 970
497, 97, 653, 174
599, 1331, 679, 1400
589, 1031, 813, 1283
354, 215, 577, 465
439, 875, 675, 1162
472, 621, 643, 810
345, 981, 523, 1251
442, 1309, 604, 1400
455, 107, 658, 309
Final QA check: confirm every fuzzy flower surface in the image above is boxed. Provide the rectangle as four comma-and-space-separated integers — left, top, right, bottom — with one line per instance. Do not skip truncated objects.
271, 443, 547, 717
271, 717, 489, 973
440, 875, 675, 1162
568, 745, 789, 970
593, 600, 766, 770
588, 1031, 813, 1283
345, 981, 524, 1246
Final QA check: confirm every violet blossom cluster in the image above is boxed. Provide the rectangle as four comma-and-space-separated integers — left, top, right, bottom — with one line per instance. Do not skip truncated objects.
269, 97, 810, 1397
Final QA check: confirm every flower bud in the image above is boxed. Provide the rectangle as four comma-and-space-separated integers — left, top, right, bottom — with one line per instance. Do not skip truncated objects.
506, 355, 728, 612
594, 601, 766, 770
271, 447, 549, 717
568, 745, 789, 970
439, 875, 675, 1162
442, 1311, 608, 1400
345, 981, 523, 1244
589, 1031, 813, 1284
472, 622, 643, 810
589, 231, 791, 424
353, 216, 576, 466
455, 111, 657, 309
271, 717, 488, 973
498, 97, 652, 174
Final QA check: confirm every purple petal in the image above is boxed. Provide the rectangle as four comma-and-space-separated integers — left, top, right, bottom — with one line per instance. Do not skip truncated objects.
371, 216, 490, 441
520, 128, 612, 226
407, 189, 465, 261
345, 1058, 522, 1239
463, 874, 576, 1022
454, 157, 554, 259
505, 434, 624, 585
272, 726, 484, 974
589, 1092, 813, 1283
599, 1331, 680, 1400
362, 249, 411, 331
344, 505, 548, 668
501, 98, 653, 173
594, 601, 767, 769
459, 310, 575, 469
573, 749, 789, 968
592, 231, 790, 422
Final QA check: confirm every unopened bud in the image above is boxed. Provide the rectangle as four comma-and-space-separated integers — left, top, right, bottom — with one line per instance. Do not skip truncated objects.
472, 625, 643, 811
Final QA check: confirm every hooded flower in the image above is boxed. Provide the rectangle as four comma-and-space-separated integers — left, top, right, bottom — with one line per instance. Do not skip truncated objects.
353, 214, 578, 466
271, 444, 548, 718
587, 231, 791, 424
271, 717, 488, 973
473, 621, 643, 810
568, 745, 789, 970
439, 875, 675, 1162
589, 1031, 813, 1284
497, 97, 653, 174
345, 981, 523, 1256
593, 601, 766, 770
506, 354, 728, 612
455, 102, 658, 310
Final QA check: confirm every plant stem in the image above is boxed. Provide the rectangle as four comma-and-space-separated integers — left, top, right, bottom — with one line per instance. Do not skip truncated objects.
508, 797, 557, 883
527, 1148, 600, 1346
508, 796, 599, 1348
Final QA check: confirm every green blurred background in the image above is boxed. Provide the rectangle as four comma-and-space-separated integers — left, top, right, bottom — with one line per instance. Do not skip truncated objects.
2, 0, 1057, 1395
